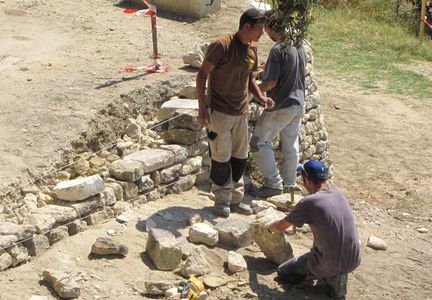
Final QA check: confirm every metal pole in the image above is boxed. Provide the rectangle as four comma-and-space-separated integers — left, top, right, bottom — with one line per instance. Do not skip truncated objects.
151, 14, 160, 67
419, 0, 427, 42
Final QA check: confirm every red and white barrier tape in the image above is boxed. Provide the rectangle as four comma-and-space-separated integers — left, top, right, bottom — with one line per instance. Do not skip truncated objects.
421, 18, 432, 29
123, 0, 157, 16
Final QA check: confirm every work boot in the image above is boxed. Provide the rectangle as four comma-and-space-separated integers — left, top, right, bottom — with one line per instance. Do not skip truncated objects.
325, 273, 347, 300
214, 205, 230, 218
248, 185, 283, 198
230, 203, 253, 215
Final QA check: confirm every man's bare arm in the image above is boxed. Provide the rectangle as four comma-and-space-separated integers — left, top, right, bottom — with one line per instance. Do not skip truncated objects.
196, 60, 215, 126
259, 79, 277, 93
249, 74, 274, 109
268, 218, 293, 233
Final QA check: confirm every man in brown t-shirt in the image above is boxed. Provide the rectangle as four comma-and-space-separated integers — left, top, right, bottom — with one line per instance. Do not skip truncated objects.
196, 8, 274, 217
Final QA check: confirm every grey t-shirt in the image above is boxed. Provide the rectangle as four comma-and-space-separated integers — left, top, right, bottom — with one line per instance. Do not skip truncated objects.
285, 189, 361, 278
262, 43, 307, 110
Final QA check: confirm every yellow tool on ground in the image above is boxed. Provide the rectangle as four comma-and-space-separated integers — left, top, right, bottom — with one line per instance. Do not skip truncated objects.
180, 275, 206, 300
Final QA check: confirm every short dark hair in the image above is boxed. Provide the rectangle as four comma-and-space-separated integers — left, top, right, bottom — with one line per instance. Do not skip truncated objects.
239, 8, 266, 30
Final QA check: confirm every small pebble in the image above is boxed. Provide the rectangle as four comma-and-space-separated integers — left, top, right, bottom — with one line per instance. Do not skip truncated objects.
417, 227, 428, 233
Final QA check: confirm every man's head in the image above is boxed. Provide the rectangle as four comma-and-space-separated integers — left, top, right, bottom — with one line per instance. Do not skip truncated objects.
238, 8, 266, 42
297, 160, 328, 192
264, 12, 283, 42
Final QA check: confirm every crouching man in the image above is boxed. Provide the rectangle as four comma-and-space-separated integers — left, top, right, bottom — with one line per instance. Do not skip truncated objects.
267, 160, 361, 299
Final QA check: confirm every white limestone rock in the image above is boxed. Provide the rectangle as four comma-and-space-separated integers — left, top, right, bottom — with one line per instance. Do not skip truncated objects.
146, 228, 182, 271
158, 99, 198, 121
367, 235, 387, 250
42, 270, 80, 299
180, 245, 212, 277
227, 251, 247, 273
109, 159, 144, 182
53, 175, 104, 201
124, 149, 175, 173
188, 222, 218, 246
181, 156, 202, 176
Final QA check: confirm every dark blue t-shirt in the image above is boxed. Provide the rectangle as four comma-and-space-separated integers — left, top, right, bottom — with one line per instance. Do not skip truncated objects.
263, 43, 307, 110
285, 189, 361, 278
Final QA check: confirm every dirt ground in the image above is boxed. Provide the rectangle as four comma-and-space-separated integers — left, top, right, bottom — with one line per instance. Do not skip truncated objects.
0, 0, 431, 299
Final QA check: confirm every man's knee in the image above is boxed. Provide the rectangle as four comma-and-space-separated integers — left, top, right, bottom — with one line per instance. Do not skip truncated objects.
230, 157, 247, 182
210, 160, 231, 186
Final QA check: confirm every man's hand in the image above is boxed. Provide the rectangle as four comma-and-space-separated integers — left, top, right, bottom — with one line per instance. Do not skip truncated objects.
198, 108, 209, 126
259, 96, 275, 110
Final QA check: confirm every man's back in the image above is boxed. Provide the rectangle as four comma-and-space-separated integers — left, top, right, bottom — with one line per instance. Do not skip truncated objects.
263, 43, 306, 110
286, 189, 361, 278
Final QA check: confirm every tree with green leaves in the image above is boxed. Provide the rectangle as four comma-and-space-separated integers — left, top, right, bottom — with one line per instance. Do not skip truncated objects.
265, 0, 317, 47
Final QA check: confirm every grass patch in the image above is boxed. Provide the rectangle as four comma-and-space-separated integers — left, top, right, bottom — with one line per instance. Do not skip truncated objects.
309, 7, 432, 98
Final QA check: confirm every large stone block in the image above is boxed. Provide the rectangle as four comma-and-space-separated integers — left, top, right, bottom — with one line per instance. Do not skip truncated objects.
160, 164, 182, 184
0, 252, 13, 271
250, 209, 293, 265
37, 205, 78, 224
163, 128, 204, 145
180, 245, 212, 277
124, 149, 175, 173
158, 99, 198, 121
181, 157, 202, 176
0, 235, 18, 250
53, 175, 105, 201
24, 213, 56, 234
146, 228, 182, 271
91, 237, 128, 256
42, 270, 80, 299
0, 222, 36, 240
188, 222, 218, 246
215, 219, 253, 249
169, 111, 201, 131
159, 144, 189, 163
109, 159, 144, 182
25, 234, 50, 256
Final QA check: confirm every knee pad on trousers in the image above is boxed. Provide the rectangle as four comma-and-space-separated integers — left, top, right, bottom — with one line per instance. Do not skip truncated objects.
210, 160, 231, 186
230, 157, 247, 182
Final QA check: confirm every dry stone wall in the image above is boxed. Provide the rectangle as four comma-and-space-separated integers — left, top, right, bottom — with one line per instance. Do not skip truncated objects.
0, 43, 330, 272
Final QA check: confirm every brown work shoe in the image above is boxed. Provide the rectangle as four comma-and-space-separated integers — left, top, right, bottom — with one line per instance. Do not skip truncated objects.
230, 203, 253, 215
248, 185, 283, 198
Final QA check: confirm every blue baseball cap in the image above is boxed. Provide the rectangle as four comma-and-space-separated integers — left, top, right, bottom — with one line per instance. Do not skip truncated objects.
297, 160, 328, 181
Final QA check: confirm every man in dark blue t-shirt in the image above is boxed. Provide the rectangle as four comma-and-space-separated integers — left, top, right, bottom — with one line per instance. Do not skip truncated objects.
249, 15, 307, 198
267, 160, 361, 300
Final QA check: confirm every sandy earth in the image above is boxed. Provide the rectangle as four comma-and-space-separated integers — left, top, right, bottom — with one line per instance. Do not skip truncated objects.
0, 0, 431, 299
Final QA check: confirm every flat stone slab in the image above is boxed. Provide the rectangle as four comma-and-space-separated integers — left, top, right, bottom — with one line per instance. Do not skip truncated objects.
109, 159, 144, 182
38, 205, 78, 224
42, 270, 80, 299
0, 222, 36, 240
91, 237, 129, 256
158, 99, 198, 121
124, 149, 175, 173
53, 174, 105, 201
215, 218, 252, 249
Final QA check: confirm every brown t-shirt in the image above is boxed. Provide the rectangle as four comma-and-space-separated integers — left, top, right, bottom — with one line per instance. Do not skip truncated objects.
205, 33, 258, 115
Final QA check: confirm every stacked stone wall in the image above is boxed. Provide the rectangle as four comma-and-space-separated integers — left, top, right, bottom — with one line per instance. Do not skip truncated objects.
0, 43, 330, 272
